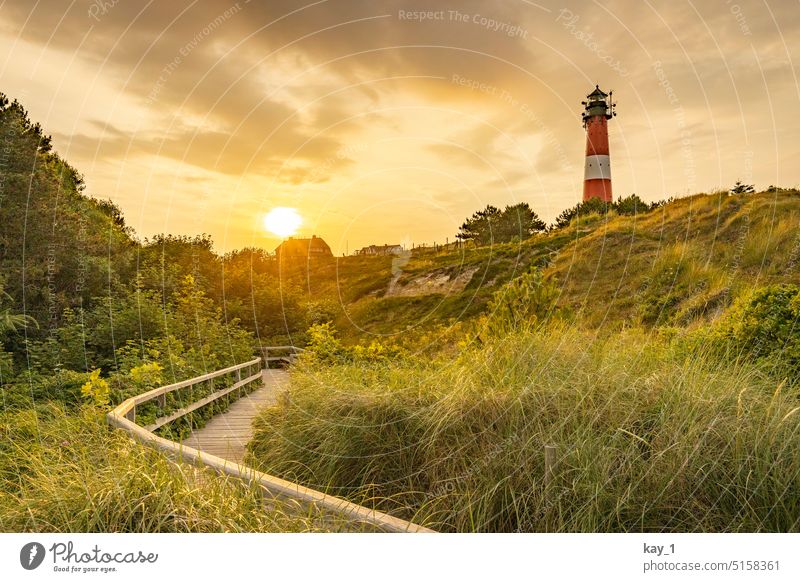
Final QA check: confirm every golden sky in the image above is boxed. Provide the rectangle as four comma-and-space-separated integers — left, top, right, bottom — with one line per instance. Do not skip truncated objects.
1, 0, 798, 252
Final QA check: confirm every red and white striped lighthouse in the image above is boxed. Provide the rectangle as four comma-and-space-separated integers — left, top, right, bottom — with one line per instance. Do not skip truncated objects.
581, 85, 616, 202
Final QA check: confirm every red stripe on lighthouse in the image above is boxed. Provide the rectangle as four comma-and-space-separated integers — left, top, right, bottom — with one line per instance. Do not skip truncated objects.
581, 86, 615, 203
585, 116, 609, 156
583, 178, 612, 201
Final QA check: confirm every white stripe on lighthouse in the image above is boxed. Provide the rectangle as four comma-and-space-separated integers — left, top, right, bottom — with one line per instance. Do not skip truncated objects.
584, 154, 611, 180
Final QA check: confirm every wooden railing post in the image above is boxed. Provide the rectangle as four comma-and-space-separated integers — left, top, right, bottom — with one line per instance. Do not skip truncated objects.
544, 444, 557, 495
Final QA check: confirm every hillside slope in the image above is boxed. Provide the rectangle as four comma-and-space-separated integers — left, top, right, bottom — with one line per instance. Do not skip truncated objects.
313, 190, 800, 339
549, 191, 800, 328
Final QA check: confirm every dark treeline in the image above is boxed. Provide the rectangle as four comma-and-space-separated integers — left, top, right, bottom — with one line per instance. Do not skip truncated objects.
0, 93, 316, 387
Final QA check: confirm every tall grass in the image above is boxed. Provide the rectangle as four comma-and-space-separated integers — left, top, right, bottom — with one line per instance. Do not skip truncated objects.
247, 327, 800, 532
0, 404, 339, 532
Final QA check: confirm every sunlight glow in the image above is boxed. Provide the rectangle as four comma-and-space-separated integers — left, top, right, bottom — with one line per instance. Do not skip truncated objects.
263, 207, 302, 237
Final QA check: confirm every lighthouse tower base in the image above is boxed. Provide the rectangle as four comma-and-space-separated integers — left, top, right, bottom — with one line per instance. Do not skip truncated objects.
583, 178, 612, 202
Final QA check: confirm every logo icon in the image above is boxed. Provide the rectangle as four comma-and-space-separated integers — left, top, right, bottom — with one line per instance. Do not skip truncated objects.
20, 542, 46, 570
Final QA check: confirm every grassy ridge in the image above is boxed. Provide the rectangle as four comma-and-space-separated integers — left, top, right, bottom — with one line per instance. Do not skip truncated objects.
315, 191, 800, 338
550, 192, 800, 328
247, 327, 800, 532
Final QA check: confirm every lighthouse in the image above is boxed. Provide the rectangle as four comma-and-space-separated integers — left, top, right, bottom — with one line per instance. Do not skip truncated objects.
581, 85, 616, 202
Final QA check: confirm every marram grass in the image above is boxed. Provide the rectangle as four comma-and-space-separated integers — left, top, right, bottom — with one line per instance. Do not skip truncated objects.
0, 404, 343, 532
248, 327, 800, 532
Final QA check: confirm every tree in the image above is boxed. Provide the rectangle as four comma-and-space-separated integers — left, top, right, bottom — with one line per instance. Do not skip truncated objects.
554, 197, 611, 229
730, 180, 755, 195
496, 203, 547, 241
613, 193, 650, 216
456, 205, 501, 245
456, 203, 546, 246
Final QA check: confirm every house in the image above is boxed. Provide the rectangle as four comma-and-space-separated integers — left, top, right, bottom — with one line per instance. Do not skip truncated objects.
274, 235, 333, 260
355, 244, 405, 256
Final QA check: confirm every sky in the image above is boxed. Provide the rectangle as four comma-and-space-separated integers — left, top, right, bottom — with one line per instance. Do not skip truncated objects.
1, 0, 798, 253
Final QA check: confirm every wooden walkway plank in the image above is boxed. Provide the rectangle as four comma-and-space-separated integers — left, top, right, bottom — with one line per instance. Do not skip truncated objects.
181, 368, 288, 465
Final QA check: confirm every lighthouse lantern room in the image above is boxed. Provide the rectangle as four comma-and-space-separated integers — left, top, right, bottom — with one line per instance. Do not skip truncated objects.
581, 85, 616, 202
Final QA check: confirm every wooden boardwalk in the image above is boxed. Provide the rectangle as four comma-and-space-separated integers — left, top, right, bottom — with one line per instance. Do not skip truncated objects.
108, 356, 435, 532
181, 368, 288, 464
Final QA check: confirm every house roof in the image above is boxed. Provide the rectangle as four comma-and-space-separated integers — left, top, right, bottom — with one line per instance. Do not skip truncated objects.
274, 235, 332, 255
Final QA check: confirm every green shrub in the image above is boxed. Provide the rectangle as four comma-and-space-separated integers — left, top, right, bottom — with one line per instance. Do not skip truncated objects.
704, 284, 800, 374
80, 369, 110, 408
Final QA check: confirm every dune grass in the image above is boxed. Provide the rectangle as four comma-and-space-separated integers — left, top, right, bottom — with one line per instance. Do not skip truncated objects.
0, 404, 341, 532
247, 326, 800, 532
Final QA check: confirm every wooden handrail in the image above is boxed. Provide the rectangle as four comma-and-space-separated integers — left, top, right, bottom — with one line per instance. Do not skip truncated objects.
260, 345, 305, 368
106, 350, 434, 534
260, 345, 306, 351
144, 371, 262, 431
129, 358, 261, 409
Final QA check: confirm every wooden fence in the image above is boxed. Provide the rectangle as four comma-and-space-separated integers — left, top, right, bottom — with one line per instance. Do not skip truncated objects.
106, 352, 433, 533
260, 345, 305, 367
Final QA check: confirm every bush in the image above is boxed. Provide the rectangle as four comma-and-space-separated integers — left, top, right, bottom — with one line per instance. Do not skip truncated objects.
704, 284, 800, 375
80, 369, 110, 408
303, 322, 406, 365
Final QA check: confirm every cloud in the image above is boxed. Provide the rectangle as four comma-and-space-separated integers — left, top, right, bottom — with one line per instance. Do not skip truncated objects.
1, 0, 799, 248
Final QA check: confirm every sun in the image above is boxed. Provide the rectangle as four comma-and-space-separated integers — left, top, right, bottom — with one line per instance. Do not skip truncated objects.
263, 207, 302, 237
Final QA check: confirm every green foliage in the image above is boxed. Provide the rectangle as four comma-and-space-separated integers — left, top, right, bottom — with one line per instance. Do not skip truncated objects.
0, 350, 13, 380
553, 194, 666, 229
457, 203, 546, 245
554, 197, 610, 228
703, 284, 800, 374
484, 267, 558, 335
2, 369, 92, 409
138, 234, 219, 301
613, 193, 650, 215
303, 322, 405, 365
80, 369, 110, 408
765, 185, 800, 194
128, 362, 164, 390
730, 180, 755, 195
0, 287, 37, 336
304, 322, 345, 364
